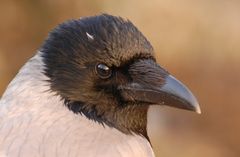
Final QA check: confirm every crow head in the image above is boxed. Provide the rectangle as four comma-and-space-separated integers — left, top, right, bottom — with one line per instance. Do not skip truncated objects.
41, 14, 200, 139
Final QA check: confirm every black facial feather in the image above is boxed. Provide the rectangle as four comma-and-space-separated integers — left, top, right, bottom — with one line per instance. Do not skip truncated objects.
40, 14, 162, 139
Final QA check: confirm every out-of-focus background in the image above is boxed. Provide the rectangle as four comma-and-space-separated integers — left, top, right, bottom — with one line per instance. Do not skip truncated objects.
0, 0, 239, 156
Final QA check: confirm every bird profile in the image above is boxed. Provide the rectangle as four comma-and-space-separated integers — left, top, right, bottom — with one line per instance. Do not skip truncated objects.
0, 14, 200, 157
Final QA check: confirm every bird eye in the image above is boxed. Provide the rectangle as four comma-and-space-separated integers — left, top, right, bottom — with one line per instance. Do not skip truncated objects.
95, 63, 112, 79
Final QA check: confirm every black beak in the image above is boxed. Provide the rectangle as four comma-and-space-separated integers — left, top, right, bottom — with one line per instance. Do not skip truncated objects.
118, 59, 201, 114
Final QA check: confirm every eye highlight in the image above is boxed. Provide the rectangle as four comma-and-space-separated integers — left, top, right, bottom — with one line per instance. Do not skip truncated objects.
95, 63, 112, 79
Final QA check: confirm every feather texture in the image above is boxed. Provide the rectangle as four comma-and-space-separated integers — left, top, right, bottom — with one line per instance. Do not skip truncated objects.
0, 52, 154, 157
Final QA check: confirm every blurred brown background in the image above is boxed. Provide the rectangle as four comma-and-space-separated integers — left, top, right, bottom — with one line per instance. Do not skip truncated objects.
0, 0, 240, 156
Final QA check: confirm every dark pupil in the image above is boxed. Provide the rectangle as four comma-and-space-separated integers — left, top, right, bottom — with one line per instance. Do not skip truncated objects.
97, 64, 111, 78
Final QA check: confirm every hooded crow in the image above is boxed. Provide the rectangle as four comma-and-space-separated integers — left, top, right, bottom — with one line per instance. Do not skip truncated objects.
0, 14, 200, 157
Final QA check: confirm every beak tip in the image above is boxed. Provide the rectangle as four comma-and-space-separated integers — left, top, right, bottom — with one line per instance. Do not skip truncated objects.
194, 103, 201, 114
162, 75, 201, 114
